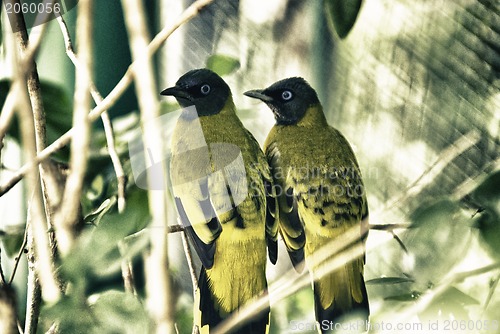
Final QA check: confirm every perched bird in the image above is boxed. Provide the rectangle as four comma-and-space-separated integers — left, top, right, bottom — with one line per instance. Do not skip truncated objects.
245, 77, 369, 331
160, 69, 278, 333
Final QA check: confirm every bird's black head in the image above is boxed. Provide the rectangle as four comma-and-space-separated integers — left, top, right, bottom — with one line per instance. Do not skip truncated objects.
160, 69, 231, 116
244, 77, 320, 125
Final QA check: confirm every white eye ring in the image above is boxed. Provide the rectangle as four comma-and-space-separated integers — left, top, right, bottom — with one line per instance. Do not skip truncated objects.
200, 84, 211, 95
281, 90, 293, 101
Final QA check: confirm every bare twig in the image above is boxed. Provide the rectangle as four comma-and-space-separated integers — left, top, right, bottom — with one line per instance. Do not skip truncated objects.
482, 274, 500, 315
118, 241, 137, 295
121, 0, 175, 331
181, 229, 198, 290
369, 223, 410, 231
8, 224, 28, 284
0, 0, 215, 197
55, 14, 127, 213
53, 0, 93, 256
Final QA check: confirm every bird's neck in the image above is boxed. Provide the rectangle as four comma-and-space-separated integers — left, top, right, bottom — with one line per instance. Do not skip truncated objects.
296, 104, 328, 127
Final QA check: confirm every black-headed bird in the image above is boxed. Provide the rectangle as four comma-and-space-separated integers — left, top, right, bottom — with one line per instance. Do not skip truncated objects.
245, 77, 369, 331
160, 69, 278, 333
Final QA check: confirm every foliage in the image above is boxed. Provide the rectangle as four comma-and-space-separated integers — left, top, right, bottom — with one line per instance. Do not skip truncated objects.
0, 224, 24, 258
324, 0, 363, 38
206, 54, 240, 77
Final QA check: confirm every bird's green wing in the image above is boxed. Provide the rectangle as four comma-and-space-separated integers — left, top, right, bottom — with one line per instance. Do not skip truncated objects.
266, 140, 305, 271
173, 176, 222, 269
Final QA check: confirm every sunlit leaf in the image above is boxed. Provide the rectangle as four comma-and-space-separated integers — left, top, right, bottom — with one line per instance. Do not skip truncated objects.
403, 198, 472, 287
206, 54, 240, 77
0, 224, 25, 257
419, 287, 478, 322
324, 0, 363, 39
366, 277, 415, 285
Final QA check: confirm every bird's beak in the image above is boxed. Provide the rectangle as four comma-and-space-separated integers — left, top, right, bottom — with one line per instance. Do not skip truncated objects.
243, 89, 273, 103
160, 86, 193, 101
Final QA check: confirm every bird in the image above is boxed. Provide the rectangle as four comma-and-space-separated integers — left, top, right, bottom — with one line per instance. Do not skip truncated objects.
160, 69, 278, 333
245, 77, 369, 332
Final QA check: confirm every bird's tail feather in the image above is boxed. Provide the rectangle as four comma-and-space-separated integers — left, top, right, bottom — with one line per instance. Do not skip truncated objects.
195, 269, 270, 333
313, 264, 369, 333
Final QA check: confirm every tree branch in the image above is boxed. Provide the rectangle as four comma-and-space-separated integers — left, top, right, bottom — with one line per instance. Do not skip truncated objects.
53, 0, 93, 256
0, 0, 215, 197
121, 0, 174, 331
7, 0, 61, 310
55, 14, 127, 213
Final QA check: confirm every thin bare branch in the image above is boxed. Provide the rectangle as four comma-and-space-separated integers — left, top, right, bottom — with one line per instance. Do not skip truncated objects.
118, 241, 137, 295
24, 218, 42, 334
8, 224, 28, 284
121, 0, 175, 331
55, 14, 127, 213
53, 0, 94, 255
482, 274, 500, 315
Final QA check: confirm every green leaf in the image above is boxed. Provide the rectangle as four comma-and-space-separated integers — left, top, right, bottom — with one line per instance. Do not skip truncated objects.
468, 171, 500, 259
384, 291, 421, 302
206, 54, 240, 77
324, 0, 363, 39
471, 170, 500, 210
0, 224, 25, 257
91, 291, 150, 333
41, 295, 95, 333
409, 199, 460, 228
366, 276, 415, 285
476, 209, 500, 259
0, 80, 73, 161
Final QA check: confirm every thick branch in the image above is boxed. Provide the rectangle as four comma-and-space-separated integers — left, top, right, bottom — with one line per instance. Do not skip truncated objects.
121, 0, 173, 331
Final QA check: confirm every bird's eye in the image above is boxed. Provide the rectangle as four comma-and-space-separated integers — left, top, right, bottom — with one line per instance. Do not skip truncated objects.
281, 90, 293, 101
200, 84, 211, 95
